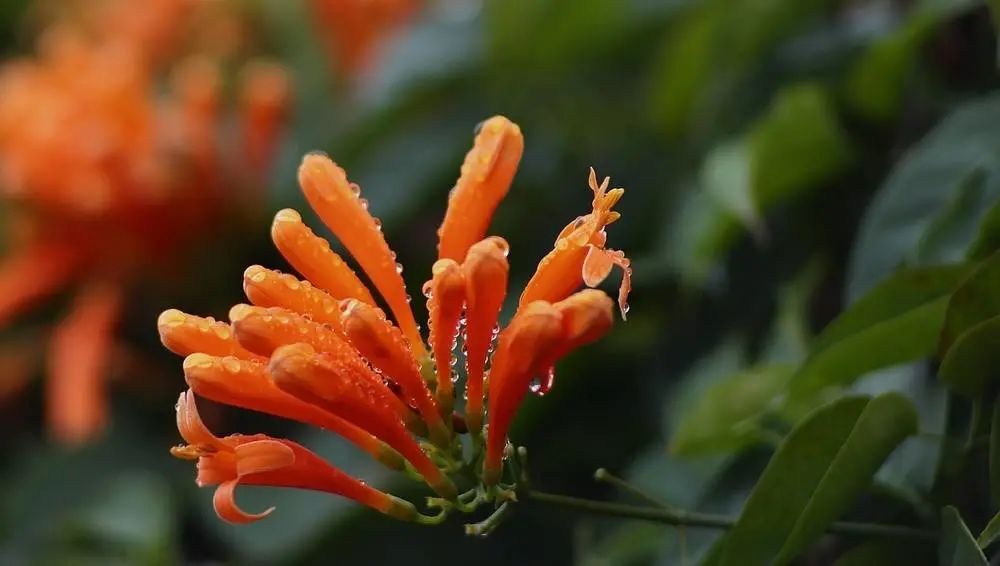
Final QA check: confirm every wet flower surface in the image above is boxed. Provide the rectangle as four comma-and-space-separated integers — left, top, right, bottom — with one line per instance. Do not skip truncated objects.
162, 116, 631, 527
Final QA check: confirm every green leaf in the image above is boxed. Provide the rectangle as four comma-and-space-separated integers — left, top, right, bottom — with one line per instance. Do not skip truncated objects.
671, 364, 793, 456
967, 196, 1000, 260
701, 141, 761, 237
938, 316, 1000, 395
939, 251, 1000, 355
833, 542, 934, 566
749, 84, 853, 208
847, 95, 1000, 300
719, 393, 918, 566
790, 265, 970, 397
939, 506, 988, 566
977, 509, 1000, 548
992, 395, 1000, 507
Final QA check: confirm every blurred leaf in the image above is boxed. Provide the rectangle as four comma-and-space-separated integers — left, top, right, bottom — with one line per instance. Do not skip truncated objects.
848, 96, 1000, 300
661, 187, 740, 286
844, 14, 935, 121
966, 195, 1000, 260
976, 508, 1000, 548
66, 473, 177, 566
701, 142, 760, 237
719, 393, 918, 566
749, 84, 852, 207
647, 4, 723, 135
670, 364, 793, 456
791, 265, 970, 397
992, 395, 1000, 507
938, 251, 1000, 355
647, 0, 836, 136
938, 316, 1000, 395
939, 506, 988, 566
833, 541, 934, 566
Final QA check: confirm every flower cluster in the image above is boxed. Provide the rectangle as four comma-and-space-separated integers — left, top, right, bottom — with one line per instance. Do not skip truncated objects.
161, 116, 631, 525
309, 0, 417, 78
0, 2, 289, 443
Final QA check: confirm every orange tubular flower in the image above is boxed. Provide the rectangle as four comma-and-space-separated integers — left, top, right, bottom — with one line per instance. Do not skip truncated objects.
163, 115, 629, 526
309, 0, 418, 78
0, 4, 290, 443
171, 390, 417, 524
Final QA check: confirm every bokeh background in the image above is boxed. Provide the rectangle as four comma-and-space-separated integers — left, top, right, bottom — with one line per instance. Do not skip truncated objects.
0, 0, 997, 564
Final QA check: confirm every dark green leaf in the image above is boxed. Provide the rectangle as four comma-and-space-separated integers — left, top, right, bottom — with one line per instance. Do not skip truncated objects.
939, 506, 988, 566
939, 251, 1000, 355
992, 395, 1000, 507
848, 95, 1000, 300
938, 316, 1000, 395
671, 364, 793, 456
719, 393, 918, 566
791, 265, 970, 397
967, 196, 1000, 260
833, 541, 934, 566
977, 509, 1000, 549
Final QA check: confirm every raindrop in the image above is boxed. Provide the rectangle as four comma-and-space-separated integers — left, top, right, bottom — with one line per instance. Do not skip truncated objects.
222, 358, 242, 373
359, 198, 369, 210
349, 183, 361, 197
395, 262, 404, 274
623, 303, 631, 316
422, 281, 434, 299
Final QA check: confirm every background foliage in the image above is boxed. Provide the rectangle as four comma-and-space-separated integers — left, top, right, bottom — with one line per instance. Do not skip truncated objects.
3, 0, 1000, 564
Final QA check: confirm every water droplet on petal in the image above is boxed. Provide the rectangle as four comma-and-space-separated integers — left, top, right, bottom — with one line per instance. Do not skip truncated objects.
395, 262, 404, 274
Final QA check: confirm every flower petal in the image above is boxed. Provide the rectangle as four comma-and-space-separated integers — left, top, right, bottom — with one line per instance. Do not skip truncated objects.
229, 304, 345, 357
338, 298, 447, 445
483, 302, 564, 485
242, 265, 342, 326
298, 154, 425, 357
460, 237, 509, 434
269, 343, 456, 499
0, 241, 82, 328
233, 439, 296, 477
181, 352, 404, 470
213, 479, 275, 524
239, 61, 289, 180
437, 116, 523, 261
270, 208, 376, 305
158, 309, 262, 360
424, 258, 465, 415
46, 283, 121, 444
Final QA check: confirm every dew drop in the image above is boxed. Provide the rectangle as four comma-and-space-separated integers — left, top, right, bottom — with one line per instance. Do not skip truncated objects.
395, 262, 404, 274
359, 198, 369, 210
349, 183, 361, 197
421, 281, 434, 299
623, 303, 631, 316
222, 358, 242, 373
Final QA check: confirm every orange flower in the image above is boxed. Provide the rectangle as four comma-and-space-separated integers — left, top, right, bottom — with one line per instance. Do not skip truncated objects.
309, 0, 418, 78
0, 13, 290, 443
171, 390, 418, 524
163, 115, 629, 523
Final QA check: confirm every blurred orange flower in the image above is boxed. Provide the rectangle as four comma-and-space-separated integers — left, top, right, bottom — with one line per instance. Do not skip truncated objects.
309, 0, 418, 78
162, 116, 631, 524
0, 6, 290, 444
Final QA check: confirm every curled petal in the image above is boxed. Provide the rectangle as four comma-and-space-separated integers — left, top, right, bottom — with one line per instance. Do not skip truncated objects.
47, 283, 121, 444
437, 116, 523, 261
519, 169, 627, 314
270, 209, 375, 305
213, 480, 274, 524
158, 309, 262, 360
297, 154, 425, 357
174, 389, 225, 450
234, 439, 296, 477
461, 237, 509, 434
243, 265, 342, 326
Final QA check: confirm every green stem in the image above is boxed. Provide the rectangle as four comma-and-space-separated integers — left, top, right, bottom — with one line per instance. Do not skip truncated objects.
594, 468, 667, 508
527, 491, 937, 541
